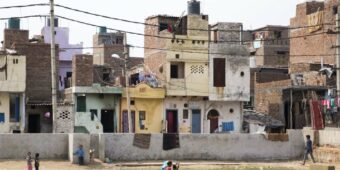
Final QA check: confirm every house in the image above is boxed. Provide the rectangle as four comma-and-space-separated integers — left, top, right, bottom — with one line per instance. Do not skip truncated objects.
64, 54, 122, 133
144, 0, 250, 133
41, 18, 83, 90
3, 18, 59, 133
0, 52, 26, 133
208, 22, 250, 133
120, 83, 165, 133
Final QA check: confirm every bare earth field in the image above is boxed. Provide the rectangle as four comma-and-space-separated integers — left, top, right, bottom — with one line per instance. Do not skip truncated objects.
0, 160, 337, 170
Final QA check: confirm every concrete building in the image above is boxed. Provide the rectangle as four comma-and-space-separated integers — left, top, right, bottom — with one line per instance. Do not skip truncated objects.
64, 54, 122, 133
247, 25, 290, 67
120, 83, 165, 133
144, 1, 249, 133
41, 18, 83, 90
0, 53, 26, 133
208, 22, 250, 133
2, 19, 59, 133
145, 0, 209, 134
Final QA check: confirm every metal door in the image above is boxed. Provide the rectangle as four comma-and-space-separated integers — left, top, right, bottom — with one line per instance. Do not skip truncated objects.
191, 110, 201, 133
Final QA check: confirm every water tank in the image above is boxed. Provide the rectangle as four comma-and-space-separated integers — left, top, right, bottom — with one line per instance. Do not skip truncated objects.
47, 18, 58, 27
8, 18, 20, 29
99, 26, 107, 34
188, 0, 201, 15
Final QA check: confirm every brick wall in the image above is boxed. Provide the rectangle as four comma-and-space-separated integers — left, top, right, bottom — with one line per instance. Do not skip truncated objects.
255, 79, 291, 121
14, 43, 58, 102
144, 16, 169, 83
3, 29, 29, 49
72, 54, 93, 87
290, 1, 338, 65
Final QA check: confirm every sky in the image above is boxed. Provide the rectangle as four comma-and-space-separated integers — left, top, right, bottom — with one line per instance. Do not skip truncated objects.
0, 0, 305, 57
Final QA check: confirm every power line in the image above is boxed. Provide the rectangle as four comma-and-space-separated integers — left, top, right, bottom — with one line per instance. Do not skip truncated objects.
54, 3, 335, 32
55, 15, 332, 43
0, 3, 334, 33
58, 45, 335, 57
0, 3, 48, 9
0, 15, 336, 56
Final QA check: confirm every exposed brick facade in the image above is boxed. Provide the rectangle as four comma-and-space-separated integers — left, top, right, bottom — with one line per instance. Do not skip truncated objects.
72, 54, 93, 87
3, 29, 29, 49
255, 79, 291, 122
12, 42, 59, 102
290, 0, 340, 65
93, 32, 124, 65
144, 16, 171, 83
246, 26, 290, 67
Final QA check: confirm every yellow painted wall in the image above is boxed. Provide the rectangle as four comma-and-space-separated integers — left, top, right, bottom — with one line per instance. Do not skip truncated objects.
121, 98, 164, 133
121, 84, 165, 133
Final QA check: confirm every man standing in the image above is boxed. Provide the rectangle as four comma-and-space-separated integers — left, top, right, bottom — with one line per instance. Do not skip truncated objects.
302, 135, 316, 165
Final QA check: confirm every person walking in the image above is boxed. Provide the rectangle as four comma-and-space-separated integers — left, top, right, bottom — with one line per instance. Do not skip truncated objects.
26, 152, 32, 170
34, 153, 40, 170
73, 145, 85, 165
302, 135, 316, 165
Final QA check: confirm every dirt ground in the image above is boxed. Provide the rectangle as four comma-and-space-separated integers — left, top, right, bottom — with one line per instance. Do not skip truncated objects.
0, 160, 337, 170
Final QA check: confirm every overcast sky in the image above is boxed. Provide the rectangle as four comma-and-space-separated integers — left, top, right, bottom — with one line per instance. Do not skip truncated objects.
0, 0, 305, 57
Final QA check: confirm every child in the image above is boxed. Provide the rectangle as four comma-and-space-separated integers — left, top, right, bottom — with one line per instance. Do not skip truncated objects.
302, 135, 316, 165
34, 153, 40, 170
26, 152, 32, 170
73, 145, 85, 165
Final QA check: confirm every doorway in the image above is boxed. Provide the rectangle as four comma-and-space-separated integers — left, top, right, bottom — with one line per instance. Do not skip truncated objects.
122, 111, 135, 133
208, 109, 219, 133
191, 110, 201, 133
166, 110, 178, 133
101, 109, 114, 133
28, 114, 40, 133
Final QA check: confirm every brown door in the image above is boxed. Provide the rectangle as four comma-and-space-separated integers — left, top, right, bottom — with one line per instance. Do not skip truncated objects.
210, 118, 218, 133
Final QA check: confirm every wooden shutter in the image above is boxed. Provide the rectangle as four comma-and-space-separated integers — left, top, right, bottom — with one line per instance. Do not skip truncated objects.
213, 58, 226, 87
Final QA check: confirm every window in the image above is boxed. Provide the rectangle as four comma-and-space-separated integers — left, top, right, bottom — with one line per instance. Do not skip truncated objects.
175, 54, 180, 59
159, 23, 168, 32
76, 96, 86, 112
9, 94, 20, 122
190, 65, 204, 74
240, 72, 245, 77
0, 113, 4, 123
229, 108, 234, 113
213, 58, 226, 87
139, 111, 146, 130
274, 31, 282, 39
170, 62, 185, 79
222, 122, 234, 132
213, 30, 218, 43
183, 110, 189, 119
130, 100, 135, 105
90, 109, 97, 121
277, 51, 286, 55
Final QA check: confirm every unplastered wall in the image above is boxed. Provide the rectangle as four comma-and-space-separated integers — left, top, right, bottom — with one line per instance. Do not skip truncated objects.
103, 130, 304, 161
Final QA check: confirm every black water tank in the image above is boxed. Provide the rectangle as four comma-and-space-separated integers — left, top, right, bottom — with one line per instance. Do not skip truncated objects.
188, 0, 200, 15
47, 18, 58, 27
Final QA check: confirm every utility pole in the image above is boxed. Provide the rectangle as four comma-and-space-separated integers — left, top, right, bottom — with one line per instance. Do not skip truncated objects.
336, 6, 340, 98
123, 32, 132, 133
49, 0, 57, 133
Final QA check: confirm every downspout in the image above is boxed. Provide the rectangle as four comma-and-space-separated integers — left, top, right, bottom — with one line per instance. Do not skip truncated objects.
21, 93, 26, 133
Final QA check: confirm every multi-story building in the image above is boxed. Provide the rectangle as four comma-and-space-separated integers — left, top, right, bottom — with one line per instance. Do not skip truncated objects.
41, 18, 83, 90
0, 52, 26, 133
144, 0, 250, 133
2, 18, 59, 133
64, 54, 122, 133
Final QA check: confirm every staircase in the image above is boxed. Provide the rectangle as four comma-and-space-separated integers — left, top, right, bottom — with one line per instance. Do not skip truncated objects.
74, 112, 103, 133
